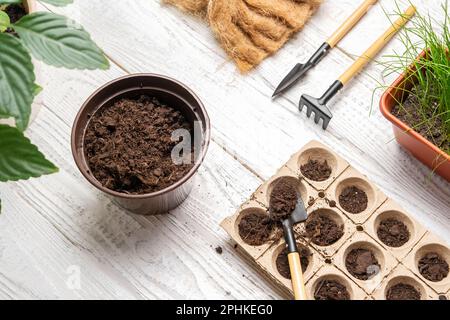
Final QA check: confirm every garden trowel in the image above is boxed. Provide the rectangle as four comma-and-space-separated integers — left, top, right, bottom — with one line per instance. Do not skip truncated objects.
273, 0, 378, 98
281, 194, 309, 300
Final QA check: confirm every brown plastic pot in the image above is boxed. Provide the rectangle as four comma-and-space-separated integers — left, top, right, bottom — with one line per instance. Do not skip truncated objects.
71, 74, 211, 215
380, 50, 450, 182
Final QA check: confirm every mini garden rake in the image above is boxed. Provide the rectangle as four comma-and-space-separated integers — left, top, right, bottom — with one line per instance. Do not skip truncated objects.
299, 5, 416, 130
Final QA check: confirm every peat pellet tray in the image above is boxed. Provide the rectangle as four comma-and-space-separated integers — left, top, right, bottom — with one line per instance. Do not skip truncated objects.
221, 141, 450, 300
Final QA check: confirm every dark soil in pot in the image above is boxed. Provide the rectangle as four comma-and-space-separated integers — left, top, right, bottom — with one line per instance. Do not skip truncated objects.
238, 211, 280, 246
386, 283, 421, 300
392, 87, 450, 153
304, 214, 344, 246
84, 95, 194, 195
314, 280, 350, 300
345, 248, 380, 280
269, 180, 298, 221
377, 218, 410, 247
276, 245, 311, 279
418, 252, 449, 282
300, 159, 332, 181
4, 4, 26, 35
339, 186, 368, 214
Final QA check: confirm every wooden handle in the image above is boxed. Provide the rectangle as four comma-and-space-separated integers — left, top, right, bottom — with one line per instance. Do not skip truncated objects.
338, 5, 416, 85
288, 252, 308, 300
327, 0, 378, 48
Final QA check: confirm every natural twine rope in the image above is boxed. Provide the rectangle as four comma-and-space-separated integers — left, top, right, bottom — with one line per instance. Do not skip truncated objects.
163, 0, 322, 72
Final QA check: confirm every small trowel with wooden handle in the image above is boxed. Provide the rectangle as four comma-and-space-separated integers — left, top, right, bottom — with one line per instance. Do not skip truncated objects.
281, 195, 309, 300
272, 0, 378, 98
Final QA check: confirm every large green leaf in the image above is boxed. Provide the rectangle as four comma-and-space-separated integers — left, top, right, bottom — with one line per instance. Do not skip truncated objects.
13, 12, 109, 70
0, 32, 35, 131
0, 124, 58, 182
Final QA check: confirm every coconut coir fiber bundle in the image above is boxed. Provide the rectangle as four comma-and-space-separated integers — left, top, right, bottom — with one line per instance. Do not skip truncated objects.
164, 0, 322, 72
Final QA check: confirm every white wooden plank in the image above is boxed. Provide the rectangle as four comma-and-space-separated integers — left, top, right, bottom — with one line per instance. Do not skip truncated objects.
44, 0, 450, 239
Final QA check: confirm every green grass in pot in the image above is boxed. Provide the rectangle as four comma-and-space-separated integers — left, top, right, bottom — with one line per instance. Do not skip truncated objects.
0, 0, 109, 211
379, 1, 450, 155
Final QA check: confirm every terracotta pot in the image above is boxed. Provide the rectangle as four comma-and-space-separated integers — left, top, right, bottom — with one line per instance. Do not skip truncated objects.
380, 50, 450, 182
71, 74, 211, 215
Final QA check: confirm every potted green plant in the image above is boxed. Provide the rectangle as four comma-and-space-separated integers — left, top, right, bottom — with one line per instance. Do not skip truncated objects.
0, 0, 109, 211
379, 3, 450, 182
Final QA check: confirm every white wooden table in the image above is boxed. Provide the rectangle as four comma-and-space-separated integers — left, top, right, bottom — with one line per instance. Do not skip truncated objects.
0, 0, 449, 300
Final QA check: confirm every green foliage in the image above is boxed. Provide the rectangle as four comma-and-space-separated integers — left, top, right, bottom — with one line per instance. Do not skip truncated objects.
0, 1, 109, 213
381, 1, 450, 154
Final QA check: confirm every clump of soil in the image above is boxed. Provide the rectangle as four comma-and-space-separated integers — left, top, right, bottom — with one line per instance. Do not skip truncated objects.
276, 245, 311, 279
215, 246, 223, 255
377, 218, 410, 247
418, 252, 449, 282
386, 283, 421, 300
300, 159, 332, 181
392, 87, 450, 153
238, 212, 281, 246
269, 180, 298, 221
339, 186, 368, 214
3, 4, 26, 35
304, 213, 344, 246
345, 248, 380, 280
314, 280, 350, 300
84, 96, 194, 195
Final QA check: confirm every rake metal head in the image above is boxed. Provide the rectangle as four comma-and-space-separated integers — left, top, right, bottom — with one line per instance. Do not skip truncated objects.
299, 94, 333, 130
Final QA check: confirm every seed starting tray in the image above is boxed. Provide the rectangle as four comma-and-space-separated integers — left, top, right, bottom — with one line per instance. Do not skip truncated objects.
221, 141, 450, 300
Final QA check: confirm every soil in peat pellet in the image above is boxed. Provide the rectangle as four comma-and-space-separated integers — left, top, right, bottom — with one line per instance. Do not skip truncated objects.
377, 218, 410, 248
304, 214, 344, 246
418, 252, 449, 282
269, 180, 298, 221
314, 280, 350, 300
300, 159, 332, 182
345, 248, 380, 280
392, 87, 450, 153
276, 245, 311, 279
4, 4, 26, 35
386, 283, 421, 300
238, 211, 280, 246
84, 95, 194, 194
339, 186, 368, 214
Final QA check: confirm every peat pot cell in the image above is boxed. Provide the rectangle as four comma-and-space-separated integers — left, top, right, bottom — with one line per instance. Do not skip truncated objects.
275, 244, 312, 280
383, 277, 428, 300
365, 200, 427, 260
307, 266, 367, 300
286, 141, 349, 191
336, 232, 397, 294
252, 167, 315, 211
372, 264, 434, 300
257, 239, 322, 295
402, 233, 450, 293
327, 167, 387, 224
235, 205, 283, 251
296, 201, 353, 257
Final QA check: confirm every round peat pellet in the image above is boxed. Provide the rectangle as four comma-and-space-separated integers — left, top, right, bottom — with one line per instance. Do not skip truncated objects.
339, 186, 368, 214
386, 283, 421, 300
345, 248, 380, 280
305, 213, 344, 246
300, 159, 332, 182
238, 212, 274, 246
314, 279, 350, 300
377, 218, 410, 247
418, 252, 449, 282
